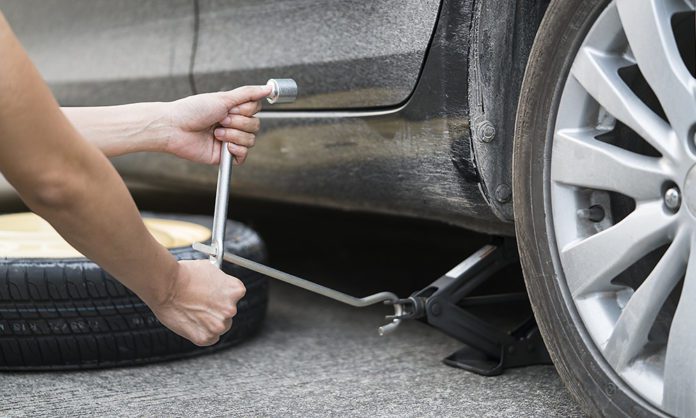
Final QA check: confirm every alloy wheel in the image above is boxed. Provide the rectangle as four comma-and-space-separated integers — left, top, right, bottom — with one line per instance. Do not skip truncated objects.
549, 0, 696, 415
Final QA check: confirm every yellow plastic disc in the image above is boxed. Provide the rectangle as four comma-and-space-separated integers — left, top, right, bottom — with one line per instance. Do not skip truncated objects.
0, 212, 212, 258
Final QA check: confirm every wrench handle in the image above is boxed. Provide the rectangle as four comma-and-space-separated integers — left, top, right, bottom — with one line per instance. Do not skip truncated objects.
210, 144, 233, 267
210, 78, 297, 267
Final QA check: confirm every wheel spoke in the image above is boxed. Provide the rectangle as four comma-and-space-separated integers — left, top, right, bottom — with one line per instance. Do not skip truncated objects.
663, 237, 696, 416
603, 231, 688, 371
616, 0, 696, 140
561, 201, 673, 297
552, 129, 668, 201
571, 46, 677, 159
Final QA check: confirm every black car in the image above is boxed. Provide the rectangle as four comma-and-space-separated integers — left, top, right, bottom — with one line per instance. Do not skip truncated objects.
2, 1, 695, 416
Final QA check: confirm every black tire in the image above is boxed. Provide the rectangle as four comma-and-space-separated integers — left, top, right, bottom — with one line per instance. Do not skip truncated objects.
513, 1, 663, 416
0, 214, 268, 370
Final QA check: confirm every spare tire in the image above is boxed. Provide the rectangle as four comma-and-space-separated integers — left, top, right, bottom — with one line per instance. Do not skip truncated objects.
0, 212, 268, 370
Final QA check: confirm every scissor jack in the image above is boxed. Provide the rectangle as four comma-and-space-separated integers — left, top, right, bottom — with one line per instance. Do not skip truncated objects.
195, 79, 550, 376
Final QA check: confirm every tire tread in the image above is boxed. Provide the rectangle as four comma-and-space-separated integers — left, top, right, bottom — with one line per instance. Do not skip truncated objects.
0, 216, 268, 370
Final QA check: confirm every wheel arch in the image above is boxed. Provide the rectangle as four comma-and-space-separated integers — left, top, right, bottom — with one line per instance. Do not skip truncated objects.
468, 0, 550, 221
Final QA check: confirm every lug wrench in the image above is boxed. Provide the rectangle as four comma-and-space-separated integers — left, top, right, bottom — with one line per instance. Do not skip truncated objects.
195, 79, 405, 335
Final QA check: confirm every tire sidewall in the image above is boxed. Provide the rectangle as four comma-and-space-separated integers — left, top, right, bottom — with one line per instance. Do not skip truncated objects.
513, 1, 665, 416
0, 214, 269, 370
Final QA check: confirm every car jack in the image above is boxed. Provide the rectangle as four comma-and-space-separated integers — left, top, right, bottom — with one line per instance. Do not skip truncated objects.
386, 240, 551, 376
194, 238, 550, 376
196, 79, 549, 376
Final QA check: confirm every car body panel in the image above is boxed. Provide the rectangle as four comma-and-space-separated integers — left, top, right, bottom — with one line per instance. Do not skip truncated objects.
0, 0, 194, 105
112, 0, 514, 235
192, 0, 441, 109
0, 0, 548, 235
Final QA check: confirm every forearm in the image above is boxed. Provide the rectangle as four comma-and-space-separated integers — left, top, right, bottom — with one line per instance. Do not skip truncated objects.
0, 14, 178, 306
62, 102, 172, 157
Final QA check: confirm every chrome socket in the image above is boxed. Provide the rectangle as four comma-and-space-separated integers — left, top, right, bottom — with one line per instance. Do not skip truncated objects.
266, 78, 298, 104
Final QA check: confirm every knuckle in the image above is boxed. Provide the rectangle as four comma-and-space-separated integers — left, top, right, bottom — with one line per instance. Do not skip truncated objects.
226, 129, 239, 141
236, 115, 249, 127
226, 115, 240, 126
211, 322, 226, 335
237, 104, 251, 116
192, 335, 211, 347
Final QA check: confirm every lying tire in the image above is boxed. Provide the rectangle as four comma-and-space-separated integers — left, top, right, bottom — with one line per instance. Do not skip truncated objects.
0, 212, 268, 370
514, 0, 695, 416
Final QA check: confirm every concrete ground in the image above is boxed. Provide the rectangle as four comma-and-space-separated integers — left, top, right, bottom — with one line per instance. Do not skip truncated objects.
2, 281, 582, 417
1, 196, 584, 417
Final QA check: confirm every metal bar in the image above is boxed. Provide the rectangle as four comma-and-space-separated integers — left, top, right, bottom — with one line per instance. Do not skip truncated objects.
210, 146, 233, 267
444, 245, 498, 278
199, 79, 407, 335
195, 242, 398, 307
210, 78, 295, 267
193, 242, 404, 335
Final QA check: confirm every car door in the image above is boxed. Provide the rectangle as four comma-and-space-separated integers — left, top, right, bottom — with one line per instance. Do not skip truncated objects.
191, 0, 442, 108
0, 0, 195, 106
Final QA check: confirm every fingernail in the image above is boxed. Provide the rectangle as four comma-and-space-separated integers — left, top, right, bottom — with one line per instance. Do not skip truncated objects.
230, 106, 240, 114
214, 128, 225, 137
222, 117, 231, 125
228, 143, 238, 152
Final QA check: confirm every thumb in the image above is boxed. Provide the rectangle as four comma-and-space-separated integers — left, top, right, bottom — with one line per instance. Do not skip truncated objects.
219, 85, 272, 108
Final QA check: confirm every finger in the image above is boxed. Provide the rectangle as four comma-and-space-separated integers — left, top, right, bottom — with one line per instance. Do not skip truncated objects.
221, 300, 238, 318
228, 143, 248, 165
228, 101, 262, 117
236, 281, 247, 299
193, 332, 220, 347
206, 335, 220, 346
214, 128, 256, 147
220, 85, 272, 108
226, 277, 247, 302
221, 318, 233, 334
219, 115, 260, 133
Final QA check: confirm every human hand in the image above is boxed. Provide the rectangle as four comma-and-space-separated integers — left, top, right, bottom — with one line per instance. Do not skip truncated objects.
165, 85, 272, 165
149, 259, 246, 346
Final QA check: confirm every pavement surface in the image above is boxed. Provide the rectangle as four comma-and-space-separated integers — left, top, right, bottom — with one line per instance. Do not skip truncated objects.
1, 197, 585, 417
2, 282, 582, 417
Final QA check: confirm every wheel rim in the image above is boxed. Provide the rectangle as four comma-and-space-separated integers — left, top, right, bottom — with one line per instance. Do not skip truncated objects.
549, 0, 696, 415
0, 213, 211, 258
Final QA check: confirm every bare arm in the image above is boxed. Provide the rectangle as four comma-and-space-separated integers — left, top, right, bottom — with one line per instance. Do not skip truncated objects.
0, 13, 266, 346
0, 14, 177, 302
61, 103, 171, 156
62, 87, 268, 164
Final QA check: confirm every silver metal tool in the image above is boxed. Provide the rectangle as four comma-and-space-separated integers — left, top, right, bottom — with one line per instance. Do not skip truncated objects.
209, 78, 298, 268
265, 78, 298, 104
201, 78, 405, 334
195, 242, 404, 335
